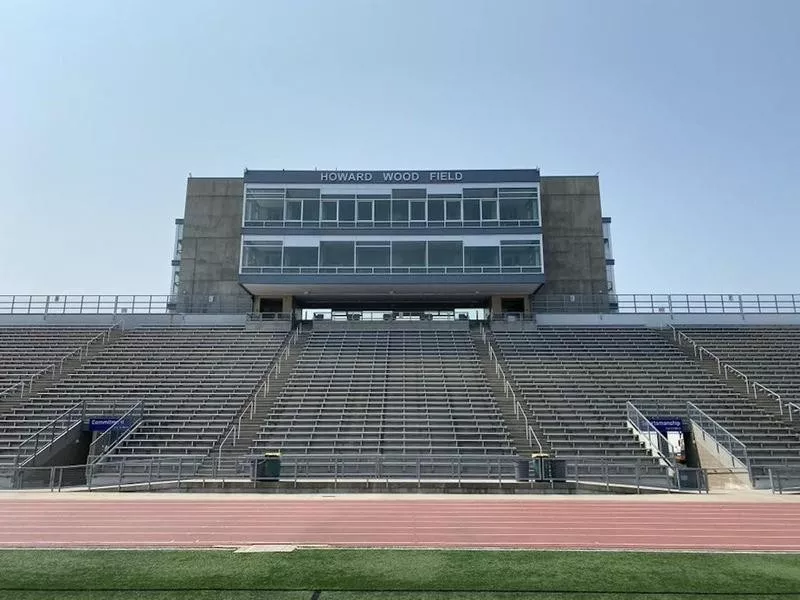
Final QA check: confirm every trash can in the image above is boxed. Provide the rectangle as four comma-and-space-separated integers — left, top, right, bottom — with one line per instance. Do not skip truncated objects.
549, 459, 567, 482
515, 457, 530, 482
255, 453, 281, 482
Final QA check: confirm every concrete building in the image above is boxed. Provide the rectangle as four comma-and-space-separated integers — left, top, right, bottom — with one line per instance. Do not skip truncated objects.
172, 169, 612, 315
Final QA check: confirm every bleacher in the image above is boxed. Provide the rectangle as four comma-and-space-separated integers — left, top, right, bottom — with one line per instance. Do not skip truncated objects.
0, 327, 110, 394
492, 326, 800, 481
679, 326, 800, 404
250, 329, 513, 474
0, 327, 286, 466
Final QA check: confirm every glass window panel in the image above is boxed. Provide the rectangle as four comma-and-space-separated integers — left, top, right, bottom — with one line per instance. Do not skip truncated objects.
321, 200, 337, 221
481, 200, 498, 220
302, 199, 319, 222
465, 246, 499, 267
286, 200, 302, 221
357, 200, 373, 221
286, 188, 320, 199
392, 188, 427, 199
410, 200, 426, 221
445, 200, 461, 220
391, 241, 426, 266
356, 245, 390, 267
244, 245, 282, 267
463, 188, 498, 198
246, 199, 283, 222
375, 199, 391, 221
463, 199, 480, 221
283, 246, 318, 267
499, 197, 533, 221
501, 244, 540, 267
339, 200, 355, 221
428, 199, 444, 221
320, 241, 354, 267
392, 199, 409, 222
428, 241, 463, 266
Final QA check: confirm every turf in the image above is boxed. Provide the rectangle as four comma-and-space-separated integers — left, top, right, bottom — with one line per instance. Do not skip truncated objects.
0, 549, 798, 599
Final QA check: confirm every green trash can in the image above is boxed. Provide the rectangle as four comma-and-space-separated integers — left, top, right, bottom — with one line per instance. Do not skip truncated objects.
255, 453, 281, 482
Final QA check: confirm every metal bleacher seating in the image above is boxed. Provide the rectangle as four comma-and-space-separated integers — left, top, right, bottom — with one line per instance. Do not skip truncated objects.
0, 327, 109, 394
492, 326, 800, 482
250, 329, 514, 474
679, 326, 800, 404
0, 327, 286, 466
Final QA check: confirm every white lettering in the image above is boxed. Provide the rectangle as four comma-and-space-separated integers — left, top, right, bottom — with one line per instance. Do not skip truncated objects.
429, 171, 463, 182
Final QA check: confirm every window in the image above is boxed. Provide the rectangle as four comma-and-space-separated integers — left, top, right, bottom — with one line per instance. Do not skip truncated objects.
322, 200, 337, 221
481, 199, 498, 221
445, 200, 461, 221
391, 241, 426, 267
303, 199, 320, 223
463, 199, 480, 221
246, 198, 284, 222
339, 199, 355, 222
286, 200, 302, 221
463, 188, 498, 199
243, 244, 282, 267
410, 200, 426, 221
375, 199, 391, 222
392, 199, 409, 222
286, 188, 320, 199
428, 199, 444, 222
428, 241, 463, 267
465, 246, 499, 267
320, 241, 354, 267
499, 197, 533, 221
500, 242, 541, 268
356, 243, 390, 267
357, 200, 373, 221
283, 246, 318, 267
392, 188, 426, 199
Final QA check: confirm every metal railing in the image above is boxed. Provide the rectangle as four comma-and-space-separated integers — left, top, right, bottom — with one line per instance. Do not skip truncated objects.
625, 402, 677, 474
0, 323, 119, 401
241, 265, 543, 276
243, 218, 540, 229
87, 402, 145, 464
13, 402, 86, 468
1, 454, 715, 494
218, 327, 302, 468
0, 295, 257, 315
529, 293, 800, 314
666, 324, 785, 416
481, 325, 543, 455
769, 467, 800, 494
687, 401, 751, 480
787, 402, 800, 422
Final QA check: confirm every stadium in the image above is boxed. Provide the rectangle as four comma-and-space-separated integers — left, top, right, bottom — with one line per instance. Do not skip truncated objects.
1, 168, 799, 598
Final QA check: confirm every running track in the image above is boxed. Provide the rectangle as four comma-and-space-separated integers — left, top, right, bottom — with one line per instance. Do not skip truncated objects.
1, 496, 799, 551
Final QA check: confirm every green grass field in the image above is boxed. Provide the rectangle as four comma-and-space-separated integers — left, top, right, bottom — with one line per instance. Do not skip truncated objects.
0, 549, 798, 599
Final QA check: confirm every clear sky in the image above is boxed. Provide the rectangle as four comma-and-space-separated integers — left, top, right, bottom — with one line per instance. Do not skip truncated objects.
1, 0, 798, 296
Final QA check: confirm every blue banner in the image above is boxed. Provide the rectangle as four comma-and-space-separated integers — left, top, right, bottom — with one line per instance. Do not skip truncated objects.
650, 418, 683, 433
89, 417, 130, 432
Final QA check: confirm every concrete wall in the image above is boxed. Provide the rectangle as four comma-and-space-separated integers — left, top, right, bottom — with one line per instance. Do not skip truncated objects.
177, 178, 252, 309
538, 176, 608, 297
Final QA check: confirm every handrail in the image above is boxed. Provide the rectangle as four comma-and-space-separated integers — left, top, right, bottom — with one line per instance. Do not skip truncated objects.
687, 401, 751, 479
1, 322, 119, 401
626, 401, 677, 470
88, 401, 144, 463
665, 324, 785, 416
481, 324, 543, 455
14, 402, 85, 468
787, 402, 800, 422
218, 426, 235, 468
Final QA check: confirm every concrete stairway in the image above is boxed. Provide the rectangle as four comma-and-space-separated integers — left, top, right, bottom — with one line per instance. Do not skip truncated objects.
470, 330, 546, 457
201, 328, 310, 477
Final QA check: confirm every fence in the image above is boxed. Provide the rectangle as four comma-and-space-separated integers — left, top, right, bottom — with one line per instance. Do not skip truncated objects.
0, 295, 259, 315
530, 293, 800, 314
87, 402, 145, 464
625, 402, 677, 474
0, 454, 715, 494
13, 402, 86, 468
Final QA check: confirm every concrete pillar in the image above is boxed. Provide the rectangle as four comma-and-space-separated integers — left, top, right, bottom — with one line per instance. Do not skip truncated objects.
281, 295, 294, 315
524, 295, 532, 314
490, 296, 503, 316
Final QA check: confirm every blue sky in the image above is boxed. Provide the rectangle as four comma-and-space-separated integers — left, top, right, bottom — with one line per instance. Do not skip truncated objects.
1, 0, 798, 296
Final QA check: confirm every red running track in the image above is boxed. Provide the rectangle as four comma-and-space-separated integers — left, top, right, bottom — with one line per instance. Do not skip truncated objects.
1, 498, 799, 551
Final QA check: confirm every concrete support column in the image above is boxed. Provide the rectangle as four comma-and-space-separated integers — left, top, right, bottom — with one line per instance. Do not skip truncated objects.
490, 296, 503, 316
524, 295, 532, 313
281, 295, 294, 315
